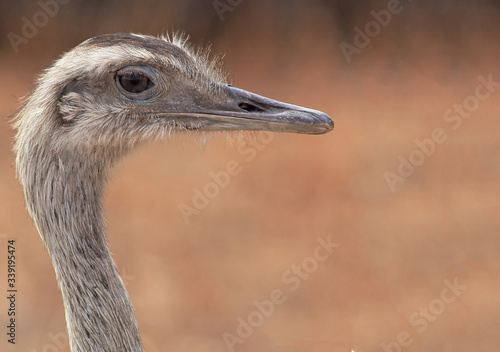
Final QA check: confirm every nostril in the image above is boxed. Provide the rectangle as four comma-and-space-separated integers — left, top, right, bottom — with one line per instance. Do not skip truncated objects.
238, 102, 264, 113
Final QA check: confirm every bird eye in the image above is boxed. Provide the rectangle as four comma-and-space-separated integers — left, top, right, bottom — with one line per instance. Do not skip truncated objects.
118, 71, 154, 93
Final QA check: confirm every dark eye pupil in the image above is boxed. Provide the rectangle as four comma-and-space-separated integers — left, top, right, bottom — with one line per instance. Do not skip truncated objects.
119, 72, 152, 93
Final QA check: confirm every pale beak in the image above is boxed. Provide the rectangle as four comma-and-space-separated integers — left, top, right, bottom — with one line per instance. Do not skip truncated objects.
158, 84, 334, 135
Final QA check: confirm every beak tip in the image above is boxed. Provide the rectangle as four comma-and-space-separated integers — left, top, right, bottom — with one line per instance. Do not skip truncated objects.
312, 111, 334, 134
325, 115, 334, 131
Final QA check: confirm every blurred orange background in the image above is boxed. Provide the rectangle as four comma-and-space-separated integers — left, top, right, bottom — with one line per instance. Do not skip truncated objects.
1, 1, 499, 351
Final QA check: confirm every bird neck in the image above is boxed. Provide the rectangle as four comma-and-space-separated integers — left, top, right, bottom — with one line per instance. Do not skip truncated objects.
23, 150, 144, 352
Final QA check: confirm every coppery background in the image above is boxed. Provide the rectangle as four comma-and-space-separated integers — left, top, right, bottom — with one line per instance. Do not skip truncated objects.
1, 1, 500, 351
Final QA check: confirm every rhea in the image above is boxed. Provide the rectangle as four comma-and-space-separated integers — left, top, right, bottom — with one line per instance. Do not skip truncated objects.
13, 33, 333, 351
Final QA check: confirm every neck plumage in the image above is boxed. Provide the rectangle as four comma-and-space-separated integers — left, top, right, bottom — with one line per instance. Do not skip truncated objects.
21, 146, 144, 352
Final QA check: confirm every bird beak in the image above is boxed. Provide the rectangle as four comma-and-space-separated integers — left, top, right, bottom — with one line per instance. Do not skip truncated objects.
161, 85, 334, 135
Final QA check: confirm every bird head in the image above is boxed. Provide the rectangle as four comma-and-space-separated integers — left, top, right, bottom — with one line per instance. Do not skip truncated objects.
15, 33, 333, 155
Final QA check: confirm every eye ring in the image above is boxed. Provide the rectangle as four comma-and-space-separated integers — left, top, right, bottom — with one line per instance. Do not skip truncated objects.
115, 66, 156, 99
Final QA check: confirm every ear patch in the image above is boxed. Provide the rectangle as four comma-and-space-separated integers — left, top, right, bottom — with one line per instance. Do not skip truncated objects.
59, 80, 85, 123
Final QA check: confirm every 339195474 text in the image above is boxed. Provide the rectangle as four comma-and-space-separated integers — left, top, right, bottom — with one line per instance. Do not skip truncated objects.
6, 239, 17, 344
